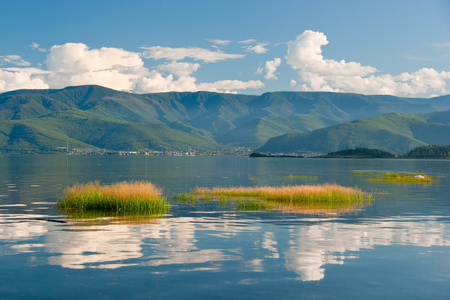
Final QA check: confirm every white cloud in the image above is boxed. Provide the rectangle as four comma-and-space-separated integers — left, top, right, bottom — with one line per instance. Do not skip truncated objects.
157, 62, 200, 77
30, 42, 47, 52
134, 72, 264, 94
286, 30, 450, 96
0, 55, 31, 67
197, 79, 264, 93
263, 58, 281, 80
134, 70, 198, 93
238, 39, 257, 44
243, 43, 269, 54
0, 68, 49, 92
239, 39, 269, 54
209, 39, 231, 46
141, 46, 244, 63
0, 42, 263, 94
45, 43, 147, 91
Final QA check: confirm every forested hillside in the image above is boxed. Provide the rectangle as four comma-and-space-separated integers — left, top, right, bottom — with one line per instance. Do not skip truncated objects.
0, 85, 449, 152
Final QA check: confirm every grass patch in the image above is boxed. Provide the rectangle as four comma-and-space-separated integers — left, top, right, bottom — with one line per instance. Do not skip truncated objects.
236, 200, 273, 211
351, 172, 373, 176
281, 175, 319, 180
190, 183, 371, 206
175, 184, 371, 215
57, 181, 169, 215
174, 193, 196, 204
367, 172, 438, 184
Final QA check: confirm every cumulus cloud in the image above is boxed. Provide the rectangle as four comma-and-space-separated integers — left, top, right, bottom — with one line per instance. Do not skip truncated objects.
157, 62, 201, 77
134, 73, 263, 94
0, 68, 49, 92
141, 46, 244, 63
133, 70, 197, 93
286, 30, 450, 96
44, 43, 147, 91
0, 55, 31, 66
0, 42, 264, 94
262, 58, 281, 80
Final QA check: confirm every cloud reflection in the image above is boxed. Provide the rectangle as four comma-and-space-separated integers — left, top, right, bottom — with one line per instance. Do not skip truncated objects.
1, 213, 449, 281
46, 216, 254, 270
285, 216, 450, 281
0, 215, 48, 255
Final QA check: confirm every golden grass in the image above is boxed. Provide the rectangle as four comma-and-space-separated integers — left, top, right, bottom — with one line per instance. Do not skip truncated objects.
63, 180, 163, 200
57, 181, 168, 215
191, 183, 371, 205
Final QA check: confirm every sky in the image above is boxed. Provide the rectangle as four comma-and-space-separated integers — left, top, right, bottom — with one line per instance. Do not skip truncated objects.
1, 0, 449, 97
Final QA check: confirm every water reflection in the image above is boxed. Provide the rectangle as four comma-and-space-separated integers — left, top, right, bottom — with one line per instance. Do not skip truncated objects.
0, 214, 48, 255
1, 212, 448, 281
285, 215, 450, 281
1, 155, 449, 297
47, 225, 144, 269
45, 216, 252, 270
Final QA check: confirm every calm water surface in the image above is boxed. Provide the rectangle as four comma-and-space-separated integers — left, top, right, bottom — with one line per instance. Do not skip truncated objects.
0, 155, 449, 299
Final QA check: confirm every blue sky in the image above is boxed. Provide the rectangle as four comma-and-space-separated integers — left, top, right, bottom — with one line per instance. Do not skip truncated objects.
1, 0, 449, 97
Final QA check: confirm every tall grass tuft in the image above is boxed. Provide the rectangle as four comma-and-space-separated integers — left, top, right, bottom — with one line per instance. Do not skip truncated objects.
192, 183, 371, 206
57, 181, 169, 215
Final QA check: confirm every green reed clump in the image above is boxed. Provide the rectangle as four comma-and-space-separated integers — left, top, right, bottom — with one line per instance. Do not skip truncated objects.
174, 193, 196, 204
57, 181, 169, 215
367, 172, 437, 184
236, 200, 273, 211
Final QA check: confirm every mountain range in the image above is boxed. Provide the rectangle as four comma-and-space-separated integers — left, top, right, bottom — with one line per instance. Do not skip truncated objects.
0, 85, 449, 153
257, 110, 450, 155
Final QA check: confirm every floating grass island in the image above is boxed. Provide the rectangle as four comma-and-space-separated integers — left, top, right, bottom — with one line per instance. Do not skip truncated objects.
366, 173, 438, 184
183, 183, 371, 211
57, 181, 169, 216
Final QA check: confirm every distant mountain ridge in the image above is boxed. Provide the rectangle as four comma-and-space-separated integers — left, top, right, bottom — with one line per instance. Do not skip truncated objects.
257, 110, 450, 155
0, 85, 449, 152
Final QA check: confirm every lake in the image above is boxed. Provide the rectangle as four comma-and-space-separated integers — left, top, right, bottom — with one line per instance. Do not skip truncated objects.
0, 155, 449, 299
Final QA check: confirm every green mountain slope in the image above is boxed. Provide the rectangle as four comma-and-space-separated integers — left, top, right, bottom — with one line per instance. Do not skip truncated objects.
0, 108, 221, 152
222, 92, 450, 146
1, 85, 449, 152
257, 110, 450, 155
